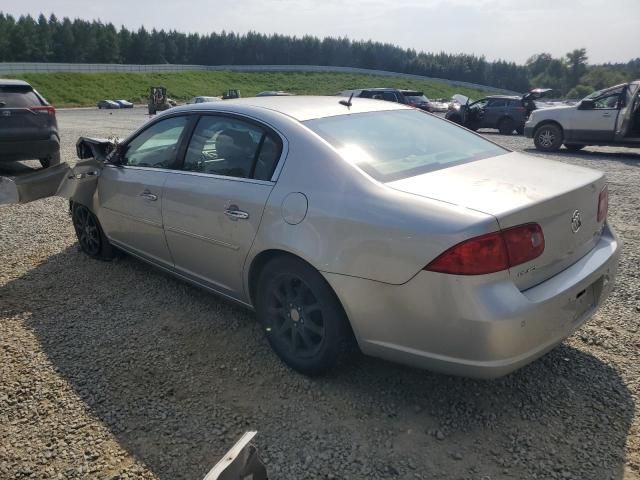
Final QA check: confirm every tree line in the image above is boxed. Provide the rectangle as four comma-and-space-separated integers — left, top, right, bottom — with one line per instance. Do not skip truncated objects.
0, 13, 638, 96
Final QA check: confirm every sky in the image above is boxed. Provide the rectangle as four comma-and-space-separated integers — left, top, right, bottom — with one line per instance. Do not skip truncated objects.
3, 0, 640, 64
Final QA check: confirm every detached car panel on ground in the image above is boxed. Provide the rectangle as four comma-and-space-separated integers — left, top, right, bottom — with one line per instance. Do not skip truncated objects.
1, 96, 620, 378
526, 80, 640, 151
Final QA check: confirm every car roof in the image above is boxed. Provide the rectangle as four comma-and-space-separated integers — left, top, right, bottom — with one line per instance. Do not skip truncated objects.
0, 79, 32, 87
485, 95, 520, 100
170, 95, 409, 121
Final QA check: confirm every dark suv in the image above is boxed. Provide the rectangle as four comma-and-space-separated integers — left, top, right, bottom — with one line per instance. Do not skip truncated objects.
445, 89, 552, 134
339, 88, 435, 112
0, 80, 60, 168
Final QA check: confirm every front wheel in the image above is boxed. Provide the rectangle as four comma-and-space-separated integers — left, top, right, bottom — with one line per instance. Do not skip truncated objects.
72, 204, 115, 260
533, 124, 563, 151
256, 257, 352, 375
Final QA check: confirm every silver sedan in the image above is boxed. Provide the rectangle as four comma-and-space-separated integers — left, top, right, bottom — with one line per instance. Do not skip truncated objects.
4, 96, 620, 377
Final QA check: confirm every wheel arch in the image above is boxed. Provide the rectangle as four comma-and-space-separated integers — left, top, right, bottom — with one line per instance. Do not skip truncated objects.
246, 248, 357, 341
533, 119, 565, 137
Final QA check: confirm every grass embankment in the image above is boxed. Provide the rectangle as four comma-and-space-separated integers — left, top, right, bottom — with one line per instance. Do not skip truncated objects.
11, 71, 491, 107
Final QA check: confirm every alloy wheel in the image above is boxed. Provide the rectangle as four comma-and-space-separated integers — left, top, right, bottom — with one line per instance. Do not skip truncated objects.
73, 207, 101, 256
537, 128, 555, 148
265, 273, 325, 358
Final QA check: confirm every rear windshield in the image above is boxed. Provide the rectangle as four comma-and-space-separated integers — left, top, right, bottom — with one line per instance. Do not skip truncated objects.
305, 110, 507, 182
0, 86, 43, 108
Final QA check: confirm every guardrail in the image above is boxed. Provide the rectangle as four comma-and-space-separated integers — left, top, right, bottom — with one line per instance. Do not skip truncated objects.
0, 62, 519, 95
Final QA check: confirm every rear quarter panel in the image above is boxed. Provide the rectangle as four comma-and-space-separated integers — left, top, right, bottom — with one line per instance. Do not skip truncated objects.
244, 114, 498, 288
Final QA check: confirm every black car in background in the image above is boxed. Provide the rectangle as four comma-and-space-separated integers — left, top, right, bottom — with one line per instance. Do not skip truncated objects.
445, 89, 552, 134
0, 79, 60, 168
338, 88, 435, 112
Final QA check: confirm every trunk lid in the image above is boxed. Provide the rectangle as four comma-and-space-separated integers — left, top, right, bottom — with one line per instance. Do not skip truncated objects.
387, 152, 606, 289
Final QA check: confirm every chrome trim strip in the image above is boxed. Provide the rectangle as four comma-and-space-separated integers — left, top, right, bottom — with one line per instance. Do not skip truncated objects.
102, 206, 163, 228
165, 225, 239, 251
164, 169, 275, 186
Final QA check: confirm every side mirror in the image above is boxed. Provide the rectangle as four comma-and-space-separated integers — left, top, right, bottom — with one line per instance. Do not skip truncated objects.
579, 99, 595, 110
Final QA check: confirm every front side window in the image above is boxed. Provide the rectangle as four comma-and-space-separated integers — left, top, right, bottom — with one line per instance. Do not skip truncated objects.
593, 88, 623, 109
122, 115, 189, 168
183, 115, 282, 180
305, 109, 507, 182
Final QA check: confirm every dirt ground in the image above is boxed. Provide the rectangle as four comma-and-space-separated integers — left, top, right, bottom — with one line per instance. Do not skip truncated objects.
1, 107, 638, 480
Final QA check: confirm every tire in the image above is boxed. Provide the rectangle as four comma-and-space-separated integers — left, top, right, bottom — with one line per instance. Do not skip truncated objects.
498, 117, 515, 135
533, 124, 563, 152
255, 256, 353, 375
71, 204, 115, 260
39, 151, 60, 169
564, 143, 585, 151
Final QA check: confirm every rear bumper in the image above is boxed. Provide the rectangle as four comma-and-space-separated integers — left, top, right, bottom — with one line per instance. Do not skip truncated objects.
323, 224, 620, 378
0, 135, 60, 162
524, 126, 535, 138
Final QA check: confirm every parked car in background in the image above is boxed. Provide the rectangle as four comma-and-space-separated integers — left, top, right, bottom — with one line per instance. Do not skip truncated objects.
429, 99, 450, 112
0, 79, 60, 168
338, 88, 435, 112
446, 89, 552, 134
97, 100, 121, 109
4, 96, 619, 379
114, 99, 134, 108
526, 80, 640, 151
188, 96, 222, 104
256, 91, 294, 97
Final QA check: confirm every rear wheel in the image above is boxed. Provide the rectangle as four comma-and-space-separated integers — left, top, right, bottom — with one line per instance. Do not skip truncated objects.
39, 151, 60, 169
564, 143, 585, 151
498, 117, 515, 135
534, 124, 563, 151
72, 204, 115, 260
255, 256, 353, 375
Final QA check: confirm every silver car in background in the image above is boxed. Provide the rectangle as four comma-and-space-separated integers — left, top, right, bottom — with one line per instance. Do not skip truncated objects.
5, 96, 620, 378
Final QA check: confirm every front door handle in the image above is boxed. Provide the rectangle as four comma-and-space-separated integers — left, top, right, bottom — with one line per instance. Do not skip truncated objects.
224, 207, 249, 220
602, 113, 612, 117
139, 190, 158, 201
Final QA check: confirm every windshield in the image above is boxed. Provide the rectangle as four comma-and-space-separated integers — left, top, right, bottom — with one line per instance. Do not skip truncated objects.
305, 110, 507, 182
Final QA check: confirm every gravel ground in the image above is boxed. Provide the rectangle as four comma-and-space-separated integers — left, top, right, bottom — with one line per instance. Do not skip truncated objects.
1, 108, 639, 480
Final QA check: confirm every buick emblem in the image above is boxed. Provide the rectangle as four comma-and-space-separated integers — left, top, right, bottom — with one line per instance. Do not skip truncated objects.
571, 210, 582, 233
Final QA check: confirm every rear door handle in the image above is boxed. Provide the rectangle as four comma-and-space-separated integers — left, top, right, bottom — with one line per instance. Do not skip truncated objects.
224, 207, 249, 220
602, 113, 612, 117
139, 190, 158, 201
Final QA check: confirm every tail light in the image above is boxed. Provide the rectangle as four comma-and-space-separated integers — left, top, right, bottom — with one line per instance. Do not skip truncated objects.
597, 185, 608, 223
425, 223, 544, 275
30, 105, 56, 115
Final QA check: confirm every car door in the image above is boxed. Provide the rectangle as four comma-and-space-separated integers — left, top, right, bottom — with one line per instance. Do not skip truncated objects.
568, 86, 623, 142
162, 113, 284, 297
481, 98, 506, 128
96, 114, 192, 265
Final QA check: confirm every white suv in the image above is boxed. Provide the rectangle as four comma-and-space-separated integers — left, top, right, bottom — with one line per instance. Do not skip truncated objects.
525, 80, 640, 151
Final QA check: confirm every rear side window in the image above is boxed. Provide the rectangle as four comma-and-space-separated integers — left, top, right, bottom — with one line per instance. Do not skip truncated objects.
488, 99, 507, 108
0, 86, 44, 108
382, 92, 399, 102
183, 115, 282, 180
305, 109, 507, 182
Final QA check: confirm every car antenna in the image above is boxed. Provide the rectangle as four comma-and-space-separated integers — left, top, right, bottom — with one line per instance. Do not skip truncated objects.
339, 92, 354, 108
